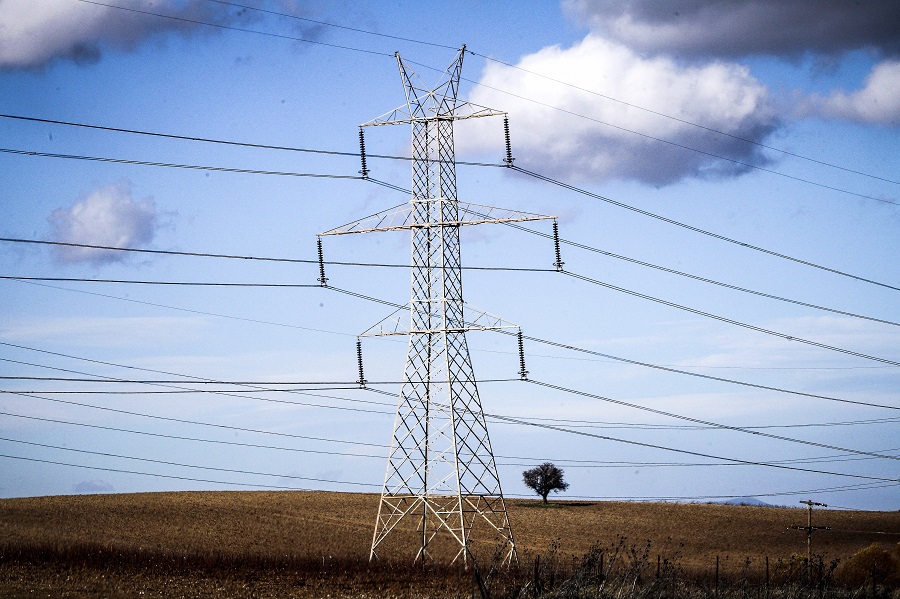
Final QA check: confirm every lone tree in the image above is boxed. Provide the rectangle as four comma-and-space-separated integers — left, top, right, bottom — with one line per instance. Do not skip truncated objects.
522, 462, 569, 504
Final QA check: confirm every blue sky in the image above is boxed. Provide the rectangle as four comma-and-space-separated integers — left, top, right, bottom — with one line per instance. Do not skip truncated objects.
0, 0, 898, 513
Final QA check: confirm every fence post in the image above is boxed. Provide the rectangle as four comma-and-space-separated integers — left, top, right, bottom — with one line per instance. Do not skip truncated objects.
716, 556, 720, 599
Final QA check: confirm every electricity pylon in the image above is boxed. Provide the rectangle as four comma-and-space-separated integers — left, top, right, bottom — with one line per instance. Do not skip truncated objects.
320, 47, 554, 565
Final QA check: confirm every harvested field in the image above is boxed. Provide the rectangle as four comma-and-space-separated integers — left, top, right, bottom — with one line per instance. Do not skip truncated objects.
1, 491, 898, 598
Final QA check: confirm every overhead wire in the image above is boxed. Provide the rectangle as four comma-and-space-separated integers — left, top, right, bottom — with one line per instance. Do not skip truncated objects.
561, 269, 900, 367
450, 76, 896, 206
464, 51, 899, 187
9, 277, 894, 380
520, 379, 900, 461
6, 389, 893, 484
488, 412, 899, 483
3, 451, 893, 505
508, 167, 900, 292
4, 346, 895, 468
72, 0, 394, 58
0, 147, 363, 179
0, 410, 386, 454
3, 123, 895, 292
62, 0, 897, 191
7, 279, 894, 419
339, 286, 900, 411
3, 406, 894, 473
0, 437, 379, 488
0, 453, 332, 491
487, 221, 900, 327
0, 114, 502, 168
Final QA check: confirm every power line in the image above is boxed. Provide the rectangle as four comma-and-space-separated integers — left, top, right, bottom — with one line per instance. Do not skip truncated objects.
563, 269, 900, 367
488, 413, 899, 483
55, 1, 896, 192
8, 343, 891, 470
445, 74, 896, 205
523, 379, 900, 462
6, 277, 361, 338
0, 237, 548, 272
509, 167, 900, 291
465, 51, 899, 188
340, 286, 900, 411
3, 450, 894, 505
5, 386, 894, 432
0, 276, 323, 287
4, 406, 893, 475
0, 453, 336, 491
0, 410, 386, 453
204, 0, 458, 51
10, 277, 892, 376
492, 222, 900, 327
6, 389, 392, 439
510, 331, 899, 411
6, 267, 896, 334
0, 114, 502, 168
0, 437, 378, 488
0, 147, 362, 179
73, 0, 394, 58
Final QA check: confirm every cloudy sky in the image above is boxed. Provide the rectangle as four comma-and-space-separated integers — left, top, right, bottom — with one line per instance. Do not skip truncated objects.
1, 0, 897, 514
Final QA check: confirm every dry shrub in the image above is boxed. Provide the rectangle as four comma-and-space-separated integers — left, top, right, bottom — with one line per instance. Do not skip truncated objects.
834, 543, 900, 588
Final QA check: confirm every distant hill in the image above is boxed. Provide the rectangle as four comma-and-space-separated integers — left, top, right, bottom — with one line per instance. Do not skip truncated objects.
718, 496, 774, 507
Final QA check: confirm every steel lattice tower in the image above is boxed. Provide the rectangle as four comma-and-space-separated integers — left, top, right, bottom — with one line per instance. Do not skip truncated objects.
320, 47, 553, 565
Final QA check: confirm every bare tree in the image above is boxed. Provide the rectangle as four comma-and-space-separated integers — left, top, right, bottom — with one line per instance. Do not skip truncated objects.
522, 462, 569, 504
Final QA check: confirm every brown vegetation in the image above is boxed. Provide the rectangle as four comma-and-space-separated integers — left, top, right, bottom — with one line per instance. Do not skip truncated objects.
0, 491, 897, 598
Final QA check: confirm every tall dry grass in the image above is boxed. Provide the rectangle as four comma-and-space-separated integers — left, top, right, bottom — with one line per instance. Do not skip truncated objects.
1, 491, 898, 598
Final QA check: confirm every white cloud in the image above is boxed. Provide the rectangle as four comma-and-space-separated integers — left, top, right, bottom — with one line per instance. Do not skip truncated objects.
463, 35, 777, 185
807, 60, 900, 127
48, 180, 159, 264
74, 480, 115, 494
563, 0, 900, 58
0, 0, 310, 69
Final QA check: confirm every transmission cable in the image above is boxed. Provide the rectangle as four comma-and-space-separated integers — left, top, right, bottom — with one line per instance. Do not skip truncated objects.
62, 0, 894, 188
562, 269, 900, 367
489, 222, 899, 327
509, 167, 899, 291
0, 436, 378, 488
0, 453, 340, 491
0, 147, 362, 179
12, 276, 890, 377
487, 412, 898, 483
336, 285, 899, 411
4, 408, 892, 475
520, 380, 899, 462
465, 51, 899, 187
0, 410, 386, 455
0, 114, 501, 168
73, 0, 394, 58
5, 389, 390, 444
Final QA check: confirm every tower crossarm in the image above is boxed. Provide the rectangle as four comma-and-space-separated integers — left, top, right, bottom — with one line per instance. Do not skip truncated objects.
319, 201, 553, 236
359, 303, 519, 338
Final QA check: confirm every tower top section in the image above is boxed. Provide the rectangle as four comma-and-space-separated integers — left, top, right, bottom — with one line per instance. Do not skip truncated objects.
362, 46, 505, 127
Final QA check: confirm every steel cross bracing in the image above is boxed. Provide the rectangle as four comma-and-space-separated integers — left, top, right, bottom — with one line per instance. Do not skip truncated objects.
320, 46, 553, 565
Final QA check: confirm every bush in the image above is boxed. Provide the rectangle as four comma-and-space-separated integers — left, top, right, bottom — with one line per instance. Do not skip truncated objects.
834, 543, 900, 588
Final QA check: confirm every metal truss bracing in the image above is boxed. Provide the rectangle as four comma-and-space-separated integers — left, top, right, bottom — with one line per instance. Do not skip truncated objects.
345, 47, 533, 565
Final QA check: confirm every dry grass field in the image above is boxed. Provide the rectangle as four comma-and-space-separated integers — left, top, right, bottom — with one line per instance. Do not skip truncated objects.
1, 491, 898, 598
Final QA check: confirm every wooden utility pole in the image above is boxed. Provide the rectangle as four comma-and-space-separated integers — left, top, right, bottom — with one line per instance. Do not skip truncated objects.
789, 500, 831, 566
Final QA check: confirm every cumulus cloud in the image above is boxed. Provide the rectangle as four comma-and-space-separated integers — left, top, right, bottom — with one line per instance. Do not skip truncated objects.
0, 0, 311, 69
49, 180, 159, 264
805, 60, 900, 127
563, 0, 900, 58
464, 35, 777, 185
